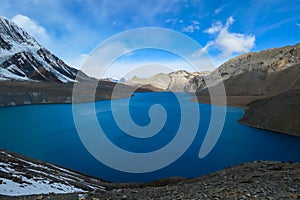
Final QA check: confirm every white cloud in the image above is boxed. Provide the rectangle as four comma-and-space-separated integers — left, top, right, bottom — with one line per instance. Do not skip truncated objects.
216, 30, 255, 56
192, 20, 200, 25
194, 17, 255, 58
297, 23, 300, 27
183, 25, 200, 33
204, 21, 222, 34
166, 18, 200, 33
225, 16, 235, 26
11, 14, 49, 44
165, 18, 178, 24
214, 6, 224, 15
192, 41, 214, 56
182, 20, 201, 33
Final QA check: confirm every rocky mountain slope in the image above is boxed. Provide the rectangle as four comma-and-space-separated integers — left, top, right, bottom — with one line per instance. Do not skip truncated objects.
126, 70, 210, 92
206, 43, 300, 96
0, 17, 90, 82
0, 17, 156, 106
239, 88, 300, 136
0, 80, 150, 106
196, 43, 300, 136
1, 149, 299, 199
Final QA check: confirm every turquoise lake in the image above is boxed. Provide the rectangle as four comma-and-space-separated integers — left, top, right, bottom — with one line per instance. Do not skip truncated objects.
0, 92, 300, 182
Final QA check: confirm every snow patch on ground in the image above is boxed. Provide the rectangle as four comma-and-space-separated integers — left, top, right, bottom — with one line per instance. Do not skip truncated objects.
0, 161, 86, 196
0, 151, 106, 196
0, 177, 85, 196
0, 159, 86, 196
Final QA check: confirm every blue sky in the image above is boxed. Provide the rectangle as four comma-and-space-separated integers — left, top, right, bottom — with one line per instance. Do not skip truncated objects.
0, 0, 300, 77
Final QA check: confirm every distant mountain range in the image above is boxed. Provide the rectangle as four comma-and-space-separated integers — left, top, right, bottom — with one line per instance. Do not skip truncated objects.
126, 70, 210, 92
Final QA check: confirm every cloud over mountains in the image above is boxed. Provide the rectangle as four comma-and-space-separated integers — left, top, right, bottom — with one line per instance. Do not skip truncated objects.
195, 17, 255, 58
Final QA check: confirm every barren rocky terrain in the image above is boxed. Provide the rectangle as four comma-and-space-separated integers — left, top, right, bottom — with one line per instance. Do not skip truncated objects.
196, 43, 300, 136
239, 88, 300, 137
0, 80, 157, 107
1, 150, 300, 199
126, 70, 210, 92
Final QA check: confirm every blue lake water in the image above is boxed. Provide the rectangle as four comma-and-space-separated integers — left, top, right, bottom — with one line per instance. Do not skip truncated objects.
0, 92, 300, 182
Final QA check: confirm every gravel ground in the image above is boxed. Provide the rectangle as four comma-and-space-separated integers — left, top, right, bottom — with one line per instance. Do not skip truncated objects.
1, 160, 299, 200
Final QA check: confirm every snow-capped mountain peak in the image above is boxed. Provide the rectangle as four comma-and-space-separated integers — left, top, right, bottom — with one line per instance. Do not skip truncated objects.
0, 16, 90, 83
0, 17, 41, 52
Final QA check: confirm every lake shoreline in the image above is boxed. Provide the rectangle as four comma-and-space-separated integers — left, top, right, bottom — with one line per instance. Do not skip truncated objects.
1, 91, 299, 198
194, 93, 300, 138
0, 81, 156, 107
1, 89, 298, 138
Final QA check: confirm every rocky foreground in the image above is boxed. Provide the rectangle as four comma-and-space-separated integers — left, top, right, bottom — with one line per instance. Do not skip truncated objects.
1, 149, 300, 199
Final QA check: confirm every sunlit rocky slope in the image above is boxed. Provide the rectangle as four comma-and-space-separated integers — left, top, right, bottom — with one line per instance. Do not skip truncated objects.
197, 43, 300, 136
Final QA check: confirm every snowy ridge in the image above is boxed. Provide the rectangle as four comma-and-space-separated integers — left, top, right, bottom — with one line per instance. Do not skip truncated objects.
0, 150, 106, 196
0, 17, 41, 51
0, 16, 90, 83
